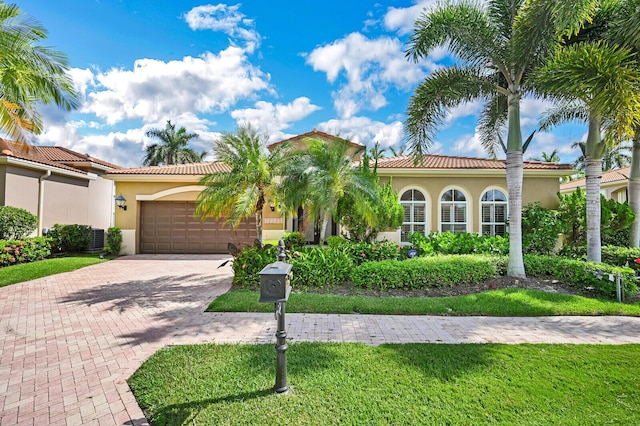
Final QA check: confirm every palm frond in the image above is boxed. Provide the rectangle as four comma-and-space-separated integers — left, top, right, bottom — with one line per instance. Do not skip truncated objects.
405, 66, 495, 157
407, 1, 506, 70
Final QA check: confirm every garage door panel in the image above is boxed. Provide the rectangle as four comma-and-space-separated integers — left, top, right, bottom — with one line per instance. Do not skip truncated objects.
140, 201, 257, 254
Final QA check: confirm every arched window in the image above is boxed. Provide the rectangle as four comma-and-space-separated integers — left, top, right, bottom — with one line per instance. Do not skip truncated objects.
481, 189, 508, 236
440, 189, 467, 233
400, 189, 426, 243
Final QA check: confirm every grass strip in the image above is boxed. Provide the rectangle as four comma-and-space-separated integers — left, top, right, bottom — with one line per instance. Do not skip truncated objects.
207, 288, 640, 316
0, 255, 108, 287
129, 342, 640, 425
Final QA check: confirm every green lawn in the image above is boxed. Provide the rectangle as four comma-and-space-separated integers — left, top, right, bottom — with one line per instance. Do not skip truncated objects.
129, 342, 640, 425
208, 288, 640, 316
0, 255, 108, 287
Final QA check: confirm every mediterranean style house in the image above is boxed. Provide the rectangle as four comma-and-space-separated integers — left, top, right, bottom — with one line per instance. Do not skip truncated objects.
0, 139, 121, 237
559, 167, 630, 203
105, 130, 573, 255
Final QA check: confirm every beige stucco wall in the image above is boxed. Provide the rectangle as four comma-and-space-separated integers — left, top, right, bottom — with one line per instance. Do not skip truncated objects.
377, 173, 562, 240
0, 164, 115, 235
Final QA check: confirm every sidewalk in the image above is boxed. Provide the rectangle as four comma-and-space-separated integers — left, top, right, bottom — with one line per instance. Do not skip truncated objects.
1, 255, 639, 425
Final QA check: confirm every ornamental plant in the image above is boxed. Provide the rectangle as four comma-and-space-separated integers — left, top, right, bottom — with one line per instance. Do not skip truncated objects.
0, 206, 38, 240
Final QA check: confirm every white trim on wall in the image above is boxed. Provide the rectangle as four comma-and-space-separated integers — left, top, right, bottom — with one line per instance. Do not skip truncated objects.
135, 185, 206, 201
478, 185, 508, 236
438, 185, 472, 233
397, 185, 431, 244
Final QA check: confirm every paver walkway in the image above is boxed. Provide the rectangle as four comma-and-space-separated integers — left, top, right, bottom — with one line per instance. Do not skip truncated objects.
1, 255, 640, 425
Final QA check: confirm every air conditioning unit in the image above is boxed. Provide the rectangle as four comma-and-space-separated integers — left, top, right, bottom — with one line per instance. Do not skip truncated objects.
87, 228, 105, 251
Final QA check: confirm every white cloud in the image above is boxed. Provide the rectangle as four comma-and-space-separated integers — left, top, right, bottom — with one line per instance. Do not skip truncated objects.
184, 4, 260, 52
383, 1, 437, 36
451, 132, 489, 158
318, 116, 404, 150
305, 32, 426, 118
81, 46, 272, 126
230, 97, 321, 138
443, 100, 483, 126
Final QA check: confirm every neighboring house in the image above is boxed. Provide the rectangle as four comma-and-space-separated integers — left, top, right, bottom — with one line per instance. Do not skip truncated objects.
559, 166, 630, 203
106, 130, 574, 255
0, 139, 121, 238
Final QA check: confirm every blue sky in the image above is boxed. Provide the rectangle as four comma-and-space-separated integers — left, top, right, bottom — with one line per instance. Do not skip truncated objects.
20, 0, 586, 168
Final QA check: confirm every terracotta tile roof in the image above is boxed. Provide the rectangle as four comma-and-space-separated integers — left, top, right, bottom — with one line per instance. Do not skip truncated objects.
35, 146, 122, 170
106, 162, 231, 175
0, 139, 87, 174
375, 155, 573, 171
560, 166, 631, 191
267, 129, 364, 150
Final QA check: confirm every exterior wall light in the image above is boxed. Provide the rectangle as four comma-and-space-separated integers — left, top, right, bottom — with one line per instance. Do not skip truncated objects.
115, 194, 127, 211
269, 198, 275, 212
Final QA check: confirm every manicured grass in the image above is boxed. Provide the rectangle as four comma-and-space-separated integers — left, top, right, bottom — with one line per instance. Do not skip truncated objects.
129, 342, 640, 425
0, 255, 108, 287
207, 288, 640, 316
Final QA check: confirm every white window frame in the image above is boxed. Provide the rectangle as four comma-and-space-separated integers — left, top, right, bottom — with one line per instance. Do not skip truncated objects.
399, 188, 428, 244
439, 187, 469, 233
480, 187, 508, 236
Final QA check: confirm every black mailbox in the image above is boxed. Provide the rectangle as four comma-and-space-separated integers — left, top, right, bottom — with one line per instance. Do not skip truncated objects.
259, 261, 292, 303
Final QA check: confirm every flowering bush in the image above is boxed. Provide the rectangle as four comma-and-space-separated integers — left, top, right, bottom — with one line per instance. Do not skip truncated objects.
0, 237, 52, 267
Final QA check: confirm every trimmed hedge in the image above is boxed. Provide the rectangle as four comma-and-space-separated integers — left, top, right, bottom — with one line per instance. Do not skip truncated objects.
0, 237, 52, 267
523, 254, 637, 298
351, 255, 499, 290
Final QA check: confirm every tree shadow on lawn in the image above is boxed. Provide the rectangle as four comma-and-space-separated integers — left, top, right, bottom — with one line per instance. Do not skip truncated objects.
133, 342, 499, 425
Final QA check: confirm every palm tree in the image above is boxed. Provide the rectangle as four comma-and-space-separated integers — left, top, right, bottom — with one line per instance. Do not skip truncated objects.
529, 149, 561, 162
536, 41, 640, 261
404, 0, 596, 277
605, 0, 640, 246
570, 140, 631, 172
143, 120, 205, 166
195, 124, 291, 243
0, 3, 78, 144
279, 137, 378, 245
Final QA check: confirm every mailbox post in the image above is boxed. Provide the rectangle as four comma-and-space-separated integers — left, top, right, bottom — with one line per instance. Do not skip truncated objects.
259, 240, 292, 394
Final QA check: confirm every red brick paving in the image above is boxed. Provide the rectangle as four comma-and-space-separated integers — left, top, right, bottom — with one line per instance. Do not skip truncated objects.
1, 254, 640, 425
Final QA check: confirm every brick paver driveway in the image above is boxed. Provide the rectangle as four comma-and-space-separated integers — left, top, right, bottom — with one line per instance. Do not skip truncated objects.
2, 254, 640, 425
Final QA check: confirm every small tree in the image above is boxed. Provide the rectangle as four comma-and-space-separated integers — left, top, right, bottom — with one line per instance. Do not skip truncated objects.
521, 202, 562, 255
336, 149, 403, 242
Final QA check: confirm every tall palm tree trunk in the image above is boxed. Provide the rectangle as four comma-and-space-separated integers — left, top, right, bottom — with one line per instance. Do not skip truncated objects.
585, 158, 602, 261
585, 114, 604, 262
319, 213, 330, 246
629, 133, 640, 247
506, 93, 525, 278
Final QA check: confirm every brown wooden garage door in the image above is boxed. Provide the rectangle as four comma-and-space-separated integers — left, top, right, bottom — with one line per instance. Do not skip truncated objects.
140, 201, 257, 254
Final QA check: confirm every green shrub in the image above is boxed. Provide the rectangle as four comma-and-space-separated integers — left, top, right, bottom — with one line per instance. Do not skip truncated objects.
558, 245, 640, 272
48, 224, 93, 253
105, 227, 123, 255
289, 247, 353, 288
283, 231, 305, 251
232, 245, 277, 287
0, 206, 38, 240
343, 240, 401, 266
0, 237, 52, 267
522, 202, 562, 255
351, 255, 498, 290
409, 231, 509, 256
326, 235, 346, 248
558, 188, 636, 247
523, 254, 637, 298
